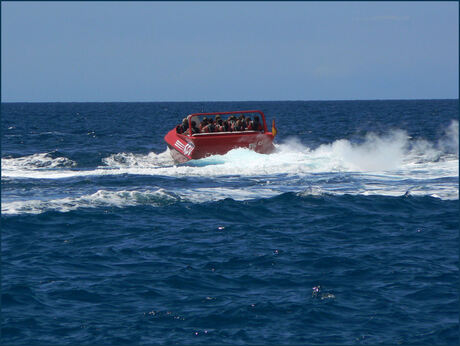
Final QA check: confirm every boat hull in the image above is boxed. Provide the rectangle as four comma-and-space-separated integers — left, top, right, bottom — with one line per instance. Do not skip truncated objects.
164, 130, 275, 163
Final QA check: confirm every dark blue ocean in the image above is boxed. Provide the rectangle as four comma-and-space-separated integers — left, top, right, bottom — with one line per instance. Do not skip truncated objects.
2, 100, 458, 345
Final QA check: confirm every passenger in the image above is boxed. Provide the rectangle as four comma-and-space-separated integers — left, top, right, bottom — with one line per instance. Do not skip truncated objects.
239, 114, 248, 130
176, 118, 189, 134
215, 115, 223, 132
210, 118, 216, 132
229, 115, 237, 131
225, 116, 232, 131
203, 118, 216, 133
234, 119, 244, 131
252, 116, 263, 131
199, 117, 208, 132
245, 117, 253, 130
227, 116, 234, 131
216, 118, 225, 132
222, 119, 230, 132
190, 120, 200, 134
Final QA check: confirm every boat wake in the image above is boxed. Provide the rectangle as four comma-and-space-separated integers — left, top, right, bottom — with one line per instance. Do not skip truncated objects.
3, 122, 457, 177
2, 121, 458, 214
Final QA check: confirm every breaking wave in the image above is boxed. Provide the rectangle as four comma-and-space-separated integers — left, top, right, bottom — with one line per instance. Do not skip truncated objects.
102, 150, 174, 168
2, 122, 457, 206
1, 153, 77, 171
3, 182, 456, 216
1, 187, 282, 215
1, 189, 180, 215
3, 129, 457, 178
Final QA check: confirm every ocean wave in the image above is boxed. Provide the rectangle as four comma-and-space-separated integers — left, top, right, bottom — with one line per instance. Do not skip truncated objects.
3, 182, 458, 216
3, 122, 458, 176
2, 124, 457, 205
1, 153, 76, 171
102, 150, 174, 168
1, 186, 282, 215
297, 186, 327, 197
1, 189, 180, 215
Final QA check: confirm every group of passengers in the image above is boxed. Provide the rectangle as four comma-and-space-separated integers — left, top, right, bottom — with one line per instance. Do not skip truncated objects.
176, 114, 263, 134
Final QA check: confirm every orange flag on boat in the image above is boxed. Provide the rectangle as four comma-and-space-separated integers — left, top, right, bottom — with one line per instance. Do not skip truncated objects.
272, 119, 277, 136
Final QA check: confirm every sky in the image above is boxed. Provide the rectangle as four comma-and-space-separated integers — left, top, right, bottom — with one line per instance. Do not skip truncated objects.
1, 1, 458, 102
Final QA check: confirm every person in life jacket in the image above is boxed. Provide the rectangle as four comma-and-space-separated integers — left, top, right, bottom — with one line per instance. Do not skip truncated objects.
232, 116, 239, 130
224, 119, 232, 132
216, 118, 226, 132
228, 117, 236, 131
214, 115, 223, 132
238, 114, 247, 130
234, 119, 244, 131
176, 118, 189, 134
190, 120, 200, 134
225, 116, 234, 131
252, 116, 263, 131
202, 118, 216, 133
225, 119, 232, 132
245, 117, 253, 130
199, 117, 209, 132
223, 119, 231, 132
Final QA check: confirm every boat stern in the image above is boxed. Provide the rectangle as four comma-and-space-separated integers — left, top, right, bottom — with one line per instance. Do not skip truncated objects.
164, 129, 196, 163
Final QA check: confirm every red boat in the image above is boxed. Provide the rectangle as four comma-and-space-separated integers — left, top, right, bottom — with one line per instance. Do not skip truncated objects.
164, 110, 277, 163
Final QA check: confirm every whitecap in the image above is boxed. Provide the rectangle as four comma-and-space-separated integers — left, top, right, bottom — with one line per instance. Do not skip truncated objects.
1, 153, 76, 171
1, 189, 180, 215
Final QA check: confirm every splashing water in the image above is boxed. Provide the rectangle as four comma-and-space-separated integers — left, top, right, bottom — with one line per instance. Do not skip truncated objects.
2, 123, 458, 214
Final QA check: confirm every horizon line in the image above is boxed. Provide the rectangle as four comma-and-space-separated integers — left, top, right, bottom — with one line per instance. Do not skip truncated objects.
1, 97, 458, 104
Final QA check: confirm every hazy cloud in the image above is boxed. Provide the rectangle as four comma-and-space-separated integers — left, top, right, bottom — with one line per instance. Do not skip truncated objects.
354, 15, 410, 22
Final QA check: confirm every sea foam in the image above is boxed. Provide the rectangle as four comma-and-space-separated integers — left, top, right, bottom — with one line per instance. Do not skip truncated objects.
2, 124, 458, 203
1, 189, 180, 215
1, 153, 77, 171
